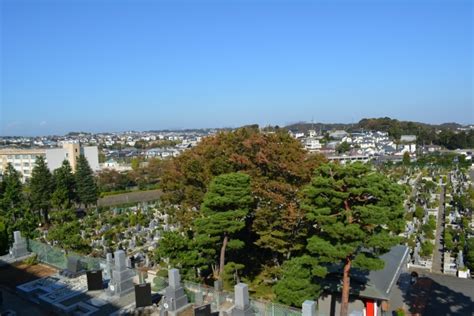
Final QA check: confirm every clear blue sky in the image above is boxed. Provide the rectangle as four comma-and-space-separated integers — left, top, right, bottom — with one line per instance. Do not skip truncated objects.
1, 0, 472, 136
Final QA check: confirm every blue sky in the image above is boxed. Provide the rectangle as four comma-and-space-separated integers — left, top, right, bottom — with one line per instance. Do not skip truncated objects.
1, 0, 472, 135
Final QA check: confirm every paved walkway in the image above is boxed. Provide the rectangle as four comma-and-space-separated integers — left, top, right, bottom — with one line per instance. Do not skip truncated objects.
431, 185, 445, 274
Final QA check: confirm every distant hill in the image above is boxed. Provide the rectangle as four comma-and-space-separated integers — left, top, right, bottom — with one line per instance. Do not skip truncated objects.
285, 117, 474, 149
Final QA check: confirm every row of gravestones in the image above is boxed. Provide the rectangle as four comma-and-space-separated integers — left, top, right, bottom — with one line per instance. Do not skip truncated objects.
8, 232, 317, 316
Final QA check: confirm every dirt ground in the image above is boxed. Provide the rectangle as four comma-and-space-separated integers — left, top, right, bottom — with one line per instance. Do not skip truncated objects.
0, 262, 57, 289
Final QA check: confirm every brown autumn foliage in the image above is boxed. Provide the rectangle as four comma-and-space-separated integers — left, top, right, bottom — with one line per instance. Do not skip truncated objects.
160, 126, 326, 260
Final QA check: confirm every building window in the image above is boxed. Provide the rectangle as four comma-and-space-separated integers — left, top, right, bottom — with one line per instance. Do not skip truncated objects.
15, 155, 20, 159
23, 162, 29, 167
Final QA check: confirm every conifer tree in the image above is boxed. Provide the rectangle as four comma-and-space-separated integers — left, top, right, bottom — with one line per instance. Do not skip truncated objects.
75, 155, 98, 208
0, 163, 23, 212
52, 160, 76, 209
0, 163, 37, 242
194, 172, 252, 280
302, 163, 405, 316
30, 156, 54, 222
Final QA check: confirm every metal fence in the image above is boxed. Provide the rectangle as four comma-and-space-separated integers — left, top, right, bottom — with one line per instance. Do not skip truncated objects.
28, 239, 105, 271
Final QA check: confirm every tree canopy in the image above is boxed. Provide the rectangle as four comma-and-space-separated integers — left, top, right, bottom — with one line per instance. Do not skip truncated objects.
296, 162, 405, 316
161, 127, 326, 261
75, 155, 98, 207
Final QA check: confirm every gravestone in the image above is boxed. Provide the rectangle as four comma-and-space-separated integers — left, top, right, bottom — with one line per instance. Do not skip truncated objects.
135, 283, 152, 308
162, 269, 188, 312
87, 270, 104, 291
11, 231, 28, 258
107, 250, 134, 297
302, 300, 316, 316
194, 304, 212, 316
232, 283, 253, 316
60, 255, 83, 278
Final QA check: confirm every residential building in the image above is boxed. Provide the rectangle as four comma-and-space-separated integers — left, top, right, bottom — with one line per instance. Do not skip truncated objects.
0, 143, 100, 182
0, 148, 45, 182
46, 142, 100, 172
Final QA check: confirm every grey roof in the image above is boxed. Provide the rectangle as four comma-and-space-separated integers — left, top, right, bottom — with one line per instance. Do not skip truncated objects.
325, 245, 410, 301
353, 245, 410, 299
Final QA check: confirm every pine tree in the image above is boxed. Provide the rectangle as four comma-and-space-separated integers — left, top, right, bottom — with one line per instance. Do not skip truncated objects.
273, 255, 326, 306
193, 172, 253, 280
0, 163, 37, 242
75, 155, 98, 208
0, 163, 23, 212
30, 156, 54, 223
52, 160, 76, 209
302, 163, 405, 316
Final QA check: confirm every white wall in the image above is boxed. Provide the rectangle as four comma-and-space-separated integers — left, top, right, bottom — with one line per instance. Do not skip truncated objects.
45, 148, 67, 172
82, 146, 100, 172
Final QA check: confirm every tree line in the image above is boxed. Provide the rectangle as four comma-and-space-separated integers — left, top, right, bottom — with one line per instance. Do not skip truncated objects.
0, 155, 98, 252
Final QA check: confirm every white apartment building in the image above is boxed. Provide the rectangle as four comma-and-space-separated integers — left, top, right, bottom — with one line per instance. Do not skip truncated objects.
0, 143, 100, 182
0, 149, 45, 182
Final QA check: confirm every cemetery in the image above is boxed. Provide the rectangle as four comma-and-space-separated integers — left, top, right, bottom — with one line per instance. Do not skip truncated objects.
2, 230, 306, 315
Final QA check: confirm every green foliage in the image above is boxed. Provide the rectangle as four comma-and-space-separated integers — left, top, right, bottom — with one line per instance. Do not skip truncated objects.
51, 160, 76, 209
0, 164, 38, 242
336, 141, 350, 154
0, 217, 9, 255
29, 156, 54, 222
160, 128, 326, 260
75, 155, 98, 207
24, 253, 39, 266
414, 205, 424, 220
299, 162, 405, 309
274, 255, 324, 306
0, 163, 23, 210
154, 231, 204, 281
194, 173, 253, 279
47, 209, 90, 253
466, 238, 474, 271
403, 152, 411, 166
420, 241, 434, 258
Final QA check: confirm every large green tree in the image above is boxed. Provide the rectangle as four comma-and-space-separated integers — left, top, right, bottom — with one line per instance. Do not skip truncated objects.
302, 163, 405, 316
273, 255, 326, 306
52, 160, 76, 209
194, 172, 253, 280
30, 156, 54, 223
75, 155, 98, 207
154, 231, 205, 282
0, 163, 37, 242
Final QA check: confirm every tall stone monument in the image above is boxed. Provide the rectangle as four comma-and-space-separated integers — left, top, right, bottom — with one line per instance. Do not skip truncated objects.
10, 231, 28, 258
107, 250, 134, 297
161, 269, 189, 314
232, 283, 253, 316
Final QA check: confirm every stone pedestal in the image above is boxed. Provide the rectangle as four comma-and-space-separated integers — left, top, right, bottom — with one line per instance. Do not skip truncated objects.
11, 231, 28, 258
232, 283, 253, 316
107, 250, 134, 297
